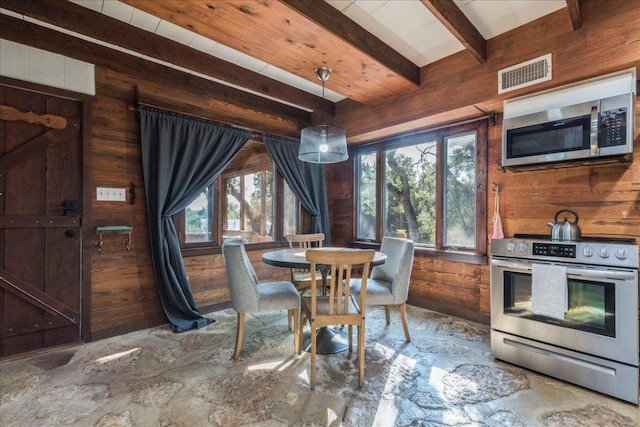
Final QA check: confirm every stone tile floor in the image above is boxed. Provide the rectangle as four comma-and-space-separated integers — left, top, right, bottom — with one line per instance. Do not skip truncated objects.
1, 305, 638, 426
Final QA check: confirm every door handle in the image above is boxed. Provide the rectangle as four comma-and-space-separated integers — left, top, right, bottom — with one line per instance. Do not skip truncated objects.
63, 200, 79, 217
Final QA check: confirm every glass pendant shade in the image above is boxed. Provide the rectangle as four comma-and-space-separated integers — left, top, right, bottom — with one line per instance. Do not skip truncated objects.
298, 67, 349, 164
299, 124, 348, 164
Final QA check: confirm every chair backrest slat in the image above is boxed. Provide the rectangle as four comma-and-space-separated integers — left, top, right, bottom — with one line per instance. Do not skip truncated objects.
285, 233, 325, 248
307, 249, 374, 316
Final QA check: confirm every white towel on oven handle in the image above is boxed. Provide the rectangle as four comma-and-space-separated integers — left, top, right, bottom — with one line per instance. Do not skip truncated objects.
531, 263, 567, 320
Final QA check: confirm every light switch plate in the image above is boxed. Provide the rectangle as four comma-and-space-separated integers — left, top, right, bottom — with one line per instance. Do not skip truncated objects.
96, 187, 127, 201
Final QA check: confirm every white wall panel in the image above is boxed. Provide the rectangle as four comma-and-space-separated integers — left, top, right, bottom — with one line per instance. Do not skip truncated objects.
1, 39, 95, 96
65, 56, 95, 95
0, 39, 29, 79
29, 47, 65, 88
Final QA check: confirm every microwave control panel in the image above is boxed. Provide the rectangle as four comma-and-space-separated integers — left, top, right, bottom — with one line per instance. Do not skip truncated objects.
532, 243, 576, 258
599, 107, 627, 147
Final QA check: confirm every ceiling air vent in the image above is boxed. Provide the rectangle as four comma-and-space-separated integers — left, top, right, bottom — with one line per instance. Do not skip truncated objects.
498, 54, 552, 94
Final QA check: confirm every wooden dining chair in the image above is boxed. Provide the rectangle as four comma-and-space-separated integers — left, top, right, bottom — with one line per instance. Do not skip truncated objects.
284, 233, 326, 328
299, 248, 375, 389
222, 238, 300, 360
284, 233, 326, 292
350, 237, 415, 341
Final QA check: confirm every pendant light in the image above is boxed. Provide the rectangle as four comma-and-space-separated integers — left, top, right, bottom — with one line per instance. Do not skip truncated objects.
298, 67, 348, 164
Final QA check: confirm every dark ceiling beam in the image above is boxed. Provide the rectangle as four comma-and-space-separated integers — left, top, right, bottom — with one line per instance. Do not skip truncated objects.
0, 14, 310, 126
565, 0, 582, 30
280, 0, 420, 87
0, 0, 334, 115
420, 0, 486, 63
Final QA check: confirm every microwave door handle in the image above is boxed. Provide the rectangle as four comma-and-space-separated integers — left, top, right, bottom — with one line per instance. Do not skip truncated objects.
589, 105, 599, 156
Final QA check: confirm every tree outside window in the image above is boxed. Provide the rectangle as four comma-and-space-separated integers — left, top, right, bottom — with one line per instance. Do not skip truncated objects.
282, 182, 298, 236
357, 152, 377, 241
384, 141, 437, 244
355, 121, 487, 257
185, 189, 214, 244
224, 170, 273, 243
444, 132, 476, 248
177, 140, 299, 252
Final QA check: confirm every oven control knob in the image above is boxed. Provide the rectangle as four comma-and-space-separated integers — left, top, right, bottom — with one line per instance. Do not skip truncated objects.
507, 241, 516, 252
583, 246, 594, 257
615, 248, 627, 260
518, 242, 528, 253
598, 247, 610, 258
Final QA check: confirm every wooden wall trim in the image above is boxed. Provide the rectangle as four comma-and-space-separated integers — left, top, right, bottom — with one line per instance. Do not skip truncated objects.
81, 98, 93, 344
0, 76, 93, 102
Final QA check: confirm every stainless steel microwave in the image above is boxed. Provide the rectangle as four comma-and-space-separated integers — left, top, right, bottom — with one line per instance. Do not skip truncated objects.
502, 93, 634, 168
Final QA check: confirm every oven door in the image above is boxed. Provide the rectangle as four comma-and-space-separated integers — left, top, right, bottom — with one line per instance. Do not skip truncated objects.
490, 257, 639, 366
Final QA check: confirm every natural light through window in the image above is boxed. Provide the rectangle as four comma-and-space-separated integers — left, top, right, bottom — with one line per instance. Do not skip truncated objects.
372, 343, 418, 426
94, 348, 141, 365
185, 190, 213, 243
444, 132, 476, 248
384, 140, 437, 244
353, 120, 486, 257
224, 170, 273, 243
177, 140, 302, 251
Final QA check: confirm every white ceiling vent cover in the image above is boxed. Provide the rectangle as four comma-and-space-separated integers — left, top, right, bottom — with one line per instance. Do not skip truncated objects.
498, 54, 552, 94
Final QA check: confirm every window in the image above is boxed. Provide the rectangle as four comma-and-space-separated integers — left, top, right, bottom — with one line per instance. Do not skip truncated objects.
185, 189, 214, 244
223, 170, 273, 243
444, 132, 477, 248
354, 121, 487, 257
384, 140, 437, 245
357, 152, 377, 241
177, 140, 299, 252
282, 181, 299, 236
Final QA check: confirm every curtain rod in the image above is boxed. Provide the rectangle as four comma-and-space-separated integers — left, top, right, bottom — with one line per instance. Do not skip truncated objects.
127, 92, 266, 141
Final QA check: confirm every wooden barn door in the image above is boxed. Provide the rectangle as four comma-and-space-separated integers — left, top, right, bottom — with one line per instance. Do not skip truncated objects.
0, 85, 83, 358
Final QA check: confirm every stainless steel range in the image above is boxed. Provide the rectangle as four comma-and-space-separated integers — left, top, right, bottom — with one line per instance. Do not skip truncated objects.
490, 234, 639, 403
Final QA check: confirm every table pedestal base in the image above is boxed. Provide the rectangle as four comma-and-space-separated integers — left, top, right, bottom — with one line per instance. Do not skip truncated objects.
303, 326, 349, 354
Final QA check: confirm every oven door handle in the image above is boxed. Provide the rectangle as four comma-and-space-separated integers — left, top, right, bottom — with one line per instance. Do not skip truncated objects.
492, 259, 636, 281
566, 268, 636, 281
490, 259, 532, 271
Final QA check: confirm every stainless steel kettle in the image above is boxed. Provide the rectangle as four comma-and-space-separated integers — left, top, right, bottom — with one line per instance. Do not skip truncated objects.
547, 209, 582, 241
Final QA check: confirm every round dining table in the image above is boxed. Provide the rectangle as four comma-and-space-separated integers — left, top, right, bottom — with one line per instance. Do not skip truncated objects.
262, 247, 386, 354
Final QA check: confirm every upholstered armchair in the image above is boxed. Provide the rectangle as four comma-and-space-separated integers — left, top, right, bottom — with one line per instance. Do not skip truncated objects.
222, 238, 300, 360
350, 237, 415, 341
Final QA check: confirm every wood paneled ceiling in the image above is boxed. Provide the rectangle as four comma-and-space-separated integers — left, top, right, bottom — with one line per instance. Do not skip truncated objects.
1, 0, 579, 116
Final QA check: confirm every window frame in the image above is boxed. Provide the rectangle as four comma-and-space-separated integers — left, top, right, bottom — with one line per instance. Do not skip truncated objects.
174, 144, 303, 257
352, 120, 488, 264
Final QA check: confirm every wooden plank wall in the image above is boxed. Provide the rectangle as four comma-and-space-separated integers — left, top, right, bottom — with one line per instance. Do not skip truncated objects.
329, 105, 640, 325
89, 68, 162, 339
37, 0, 640, 340
88, 68, 291, 340
326, 0, 640, 324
